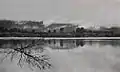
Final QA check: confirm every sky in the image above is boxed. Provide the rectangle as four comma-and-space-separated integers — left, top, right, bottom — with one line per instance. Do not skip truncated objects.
0, 0, 120, 27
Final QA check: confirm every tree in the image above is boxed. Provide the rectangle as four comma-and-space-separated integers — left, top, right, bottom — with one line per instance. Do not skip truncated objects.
0, 39, 52, 71
53, 29, 56, 33
60, 28, 64, 33
76, 27, 84, 33
48, 30, 51, 33
75, 27, 85, 37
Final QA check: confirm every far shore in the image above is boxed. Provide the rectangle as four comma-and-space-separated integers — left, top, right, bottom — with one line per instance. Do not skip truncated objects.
0, 37, 120, 40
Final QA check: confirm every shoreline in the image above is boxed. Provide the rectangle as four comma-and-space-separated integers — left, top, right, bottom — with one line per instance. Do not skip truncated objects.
0, 37, 120, 40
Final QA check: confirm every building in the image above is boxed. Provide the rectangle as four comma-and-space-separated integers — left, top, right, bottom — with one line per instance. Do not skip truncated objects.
45, 23, 78, 33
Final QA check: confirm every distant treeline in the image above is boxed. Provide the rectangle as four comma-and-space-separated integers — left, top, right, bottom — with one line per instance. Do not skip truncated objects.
0, 27, 120, 37
0, 19, 44, 29
0, 19, 120, 37
44, 27, 120, 37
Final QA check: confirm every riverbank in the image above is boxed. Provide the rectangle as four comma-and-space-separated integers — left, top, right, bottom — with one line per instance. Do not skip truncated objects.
0, 37, 120, 40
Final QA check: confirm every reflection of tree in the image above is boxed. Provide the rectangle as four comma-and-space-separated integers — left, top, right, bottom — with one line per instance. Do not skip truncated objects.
46, 39, 86, 50
76, 40, 85, 47
0, 39, 52, 71
98, 40, 120, 47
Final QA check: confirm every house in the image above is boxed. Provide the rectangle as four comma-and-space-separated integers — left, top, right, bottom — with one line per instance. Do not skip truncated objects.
45, 23, 78, 33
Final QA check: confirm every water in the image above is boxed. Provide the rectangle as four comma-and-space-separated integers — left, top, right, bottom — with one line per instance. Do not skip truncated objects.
0, 39, 120, 72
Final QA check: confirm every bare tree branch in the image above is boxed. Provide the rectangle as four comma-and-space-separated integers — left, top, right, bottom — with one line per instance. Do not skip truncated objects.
0, 40, 52, 71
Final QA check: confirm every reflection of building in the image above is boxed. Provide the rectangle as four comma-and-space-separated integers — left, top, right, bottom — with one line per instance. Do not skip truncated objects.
45, 39, 85, 50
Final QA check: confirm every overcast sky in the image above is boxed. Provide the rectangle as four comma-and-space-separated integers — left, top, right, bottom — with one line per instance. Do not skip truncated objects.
0, 0, 120, 27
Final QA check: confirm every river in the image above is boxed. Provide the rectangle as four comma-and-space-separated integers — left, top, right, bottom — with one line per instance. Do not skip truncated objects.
0, 39, 120, 72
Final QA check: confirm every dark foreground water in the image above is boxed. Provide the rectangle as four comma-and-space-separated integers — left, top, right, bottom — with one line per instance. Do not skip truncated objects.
0, 39, 120, 72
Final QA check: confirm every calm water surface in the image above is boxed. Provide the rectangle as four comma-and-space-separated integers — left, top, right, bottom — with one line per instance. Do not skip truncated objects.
0, 39, 120, 72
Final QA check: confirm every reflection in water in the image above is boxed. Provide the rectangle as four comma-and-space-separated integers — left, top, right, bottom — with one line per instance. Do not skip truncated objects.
0, 39, 120, 72
0, 39, 52, 71
45, 39, 85, 50
60, 40, 63, 47
45, 39, 120, 50
76, 40, 85, 47
1, 39, 120, 51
